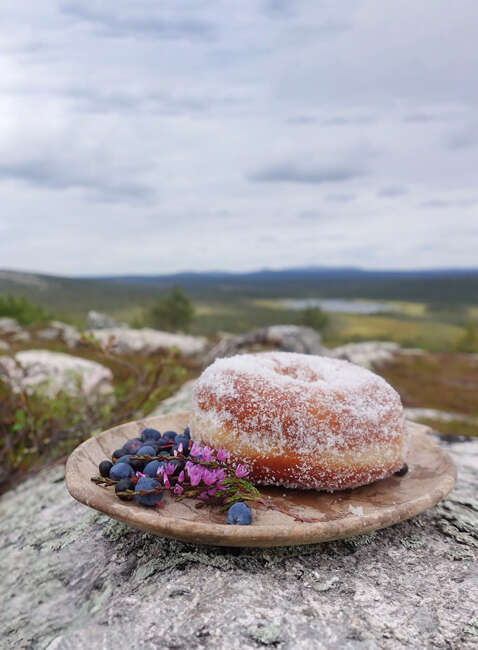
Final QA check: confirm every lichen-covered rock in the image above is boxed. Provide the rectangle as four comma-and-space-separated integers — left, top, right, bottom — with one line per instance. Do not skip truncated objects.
37, 321, 81, 349
1, 393, 477, 649
205, 325, 323, 366
0, 349, 113, 398
328, 341, 402, 368
86, 311, 125, 330
0, 317, 31, 343
89, 327, 207, 357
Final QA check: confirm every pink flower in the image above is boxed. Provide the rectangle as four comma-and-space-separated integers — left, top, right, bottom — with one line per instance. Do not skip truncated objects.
136, 471, 146, 478
156, 465, 164, 477
188, 464, 204, 487
216, 448, 229, 462
165, 462, 176, 476
207, 487, 218, 496
177, 442, 183, 453
198, 491, 209, 500
202, 469, 217, 486
163, 474, 170, 489
190, 442, 202, 457
214, 468, 226, 483
173, 484, 184, 496
178, 470, 185, 483
235, 464, 249, 478
200, 447, 215, 463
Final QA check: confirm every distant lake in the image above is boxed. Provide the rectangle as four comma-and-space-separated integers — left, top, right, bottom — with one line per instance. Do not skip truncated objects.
284, 298, 398, 314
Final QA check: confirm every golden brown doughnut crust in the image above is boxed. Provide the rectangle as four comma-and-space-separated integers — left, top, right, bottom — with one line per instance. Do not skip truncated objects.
189, 351, 407, 491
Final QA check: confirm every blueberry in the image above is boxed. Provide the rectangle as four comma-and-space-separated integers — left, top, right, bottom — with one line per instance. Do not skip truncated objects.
394, 463, 409, 477
130, 458, 146, 472
122, 438, 143, 454
99, 460, 113, 477
226, 502, 252, 525
115, 478, 135, 501
158, 438, 174, 452
162, 430, 177, 442
135, 476, 162, 506
173, 434, 190, 456
115, 454, 132, 466
112, 448, 126, 461
143, 460, 164, 478
109, 463, 135, 480
136, 445, 156, 457
143, 440, 161, 453
140, 428, 162, 442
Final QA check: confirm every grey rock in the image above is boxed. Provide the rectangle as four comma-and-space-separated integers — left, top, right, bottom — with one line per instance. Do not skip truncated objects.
205, 325, 323, 366
86, 311, 125, 330
0, 339, 9, 352
327, 342, 402, 368
1, 390, 477, 649
0, 317, 20, 334
37, 321, 81, 349
0, 349, 113, 399
89, 327, 208, 357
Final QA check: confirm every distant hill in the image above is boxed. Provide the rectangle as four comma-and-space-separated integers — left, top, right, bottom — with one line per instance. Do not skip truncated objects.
1, 267, 477, 321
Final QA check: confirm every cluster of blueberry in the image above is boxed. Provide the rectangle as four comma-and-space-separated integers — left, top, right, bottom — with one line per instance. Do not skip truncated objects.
95, 426, 253, 526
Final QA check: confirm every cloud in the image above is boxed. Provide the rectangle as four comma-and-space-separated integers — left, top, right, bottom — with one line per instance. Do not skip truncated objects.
298, 209, 321, 219
445, 123, 478, 150
0, 158, 154, 203
248, 162, 365, 185
420, 198, 477, 209
61, 2, 217, 41
326, 192, 356, 202
377, 186, 408, 197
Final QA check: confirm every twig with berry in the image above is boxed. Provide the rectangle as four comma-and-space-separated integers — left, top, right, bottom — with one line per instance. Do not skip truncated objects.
91, 427, 320, 525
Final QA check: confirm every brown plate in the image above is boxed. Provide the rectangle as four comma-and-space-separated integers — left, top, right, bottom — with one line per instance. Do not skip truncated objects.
65, 413, 456, 548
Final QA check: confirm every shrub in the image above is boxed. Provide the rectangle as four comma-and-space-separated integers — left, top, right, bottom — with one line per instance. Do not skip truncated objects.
296, 306, 328, 332
0, 294, 51, 325
455, 321, 478, 353
147, 286, 195, 332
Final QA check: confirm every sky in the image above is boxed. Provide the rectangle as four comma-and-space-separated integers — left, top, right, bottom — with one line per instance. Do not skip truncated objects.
1, 0, 478, 275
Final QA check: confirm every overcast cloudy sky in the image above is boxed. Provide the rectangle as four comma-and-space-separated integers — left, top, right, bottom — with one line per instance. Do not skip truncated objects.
1, 0, 477, 275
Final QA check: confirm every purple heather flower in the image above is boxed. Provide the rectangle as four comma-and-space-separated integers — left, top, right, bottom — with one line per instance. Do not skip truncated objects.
216, 448, 229, 462
173, 484, 184, 496
208, 487, 218, 496
136, 471, 146, 478
163, 474, 170, 489
202, 468, 217, 486
178, 470, 185, 483
190, 442, 202, 457
235, 465, 249, 478
198, 491, 209, 500
214, 468, 226, 483
200, 447, 215, 463
165, 462, 176, 476
188, 464, 204, 487
177, 442, 183, 453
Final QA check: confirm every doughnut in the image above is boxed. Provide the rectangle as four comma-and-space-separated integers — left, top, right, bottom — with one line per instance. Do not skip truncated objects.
189, 351, 407, 491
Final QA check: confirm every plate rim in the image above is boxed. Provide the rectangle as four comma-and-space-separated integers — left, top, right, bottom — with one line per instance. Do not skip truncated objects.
65, 413, 457, 547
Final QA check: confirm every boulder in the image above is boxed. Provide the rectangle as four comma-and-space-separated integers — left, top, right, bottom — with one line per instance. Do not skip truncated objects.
205, 325, 323, 366
0, 317, 30, 342
327, 341, 402, 368
89, 327, 207, 357
0, 349, 113, 399
0, 393, 476, 649
37, 321, 81, 348
87, 311, 125, 330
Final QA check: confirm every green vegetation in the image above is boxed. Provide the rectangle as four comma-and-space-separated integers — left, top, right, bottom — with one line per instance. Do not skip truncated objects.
297, 306, 329, 332
146, 286, 195, 332
0, 337, 195, 489
415, 417, 478, 439
378, 353, 478, 417
0, 295, 51, 325
455, 321, 478, 353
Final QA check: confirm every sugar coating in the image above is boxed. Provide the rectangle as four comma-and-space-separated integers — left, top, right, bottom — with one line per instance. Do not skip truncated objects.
190, 351, 408, 491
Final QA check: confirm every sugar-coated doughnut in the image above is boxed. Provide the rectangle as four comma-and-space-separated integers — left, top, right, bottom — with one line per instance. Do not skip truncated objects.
189, 351, 407, 491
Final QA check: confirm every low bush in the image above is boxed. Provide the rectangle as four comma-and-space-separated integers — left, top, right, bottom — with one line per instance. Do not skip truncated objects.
0, 294, 52, 325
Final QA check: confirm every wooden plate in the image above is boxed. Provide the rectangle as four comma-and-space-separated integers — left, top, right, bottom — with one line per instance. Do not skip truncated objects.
66, 413, 456, 548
